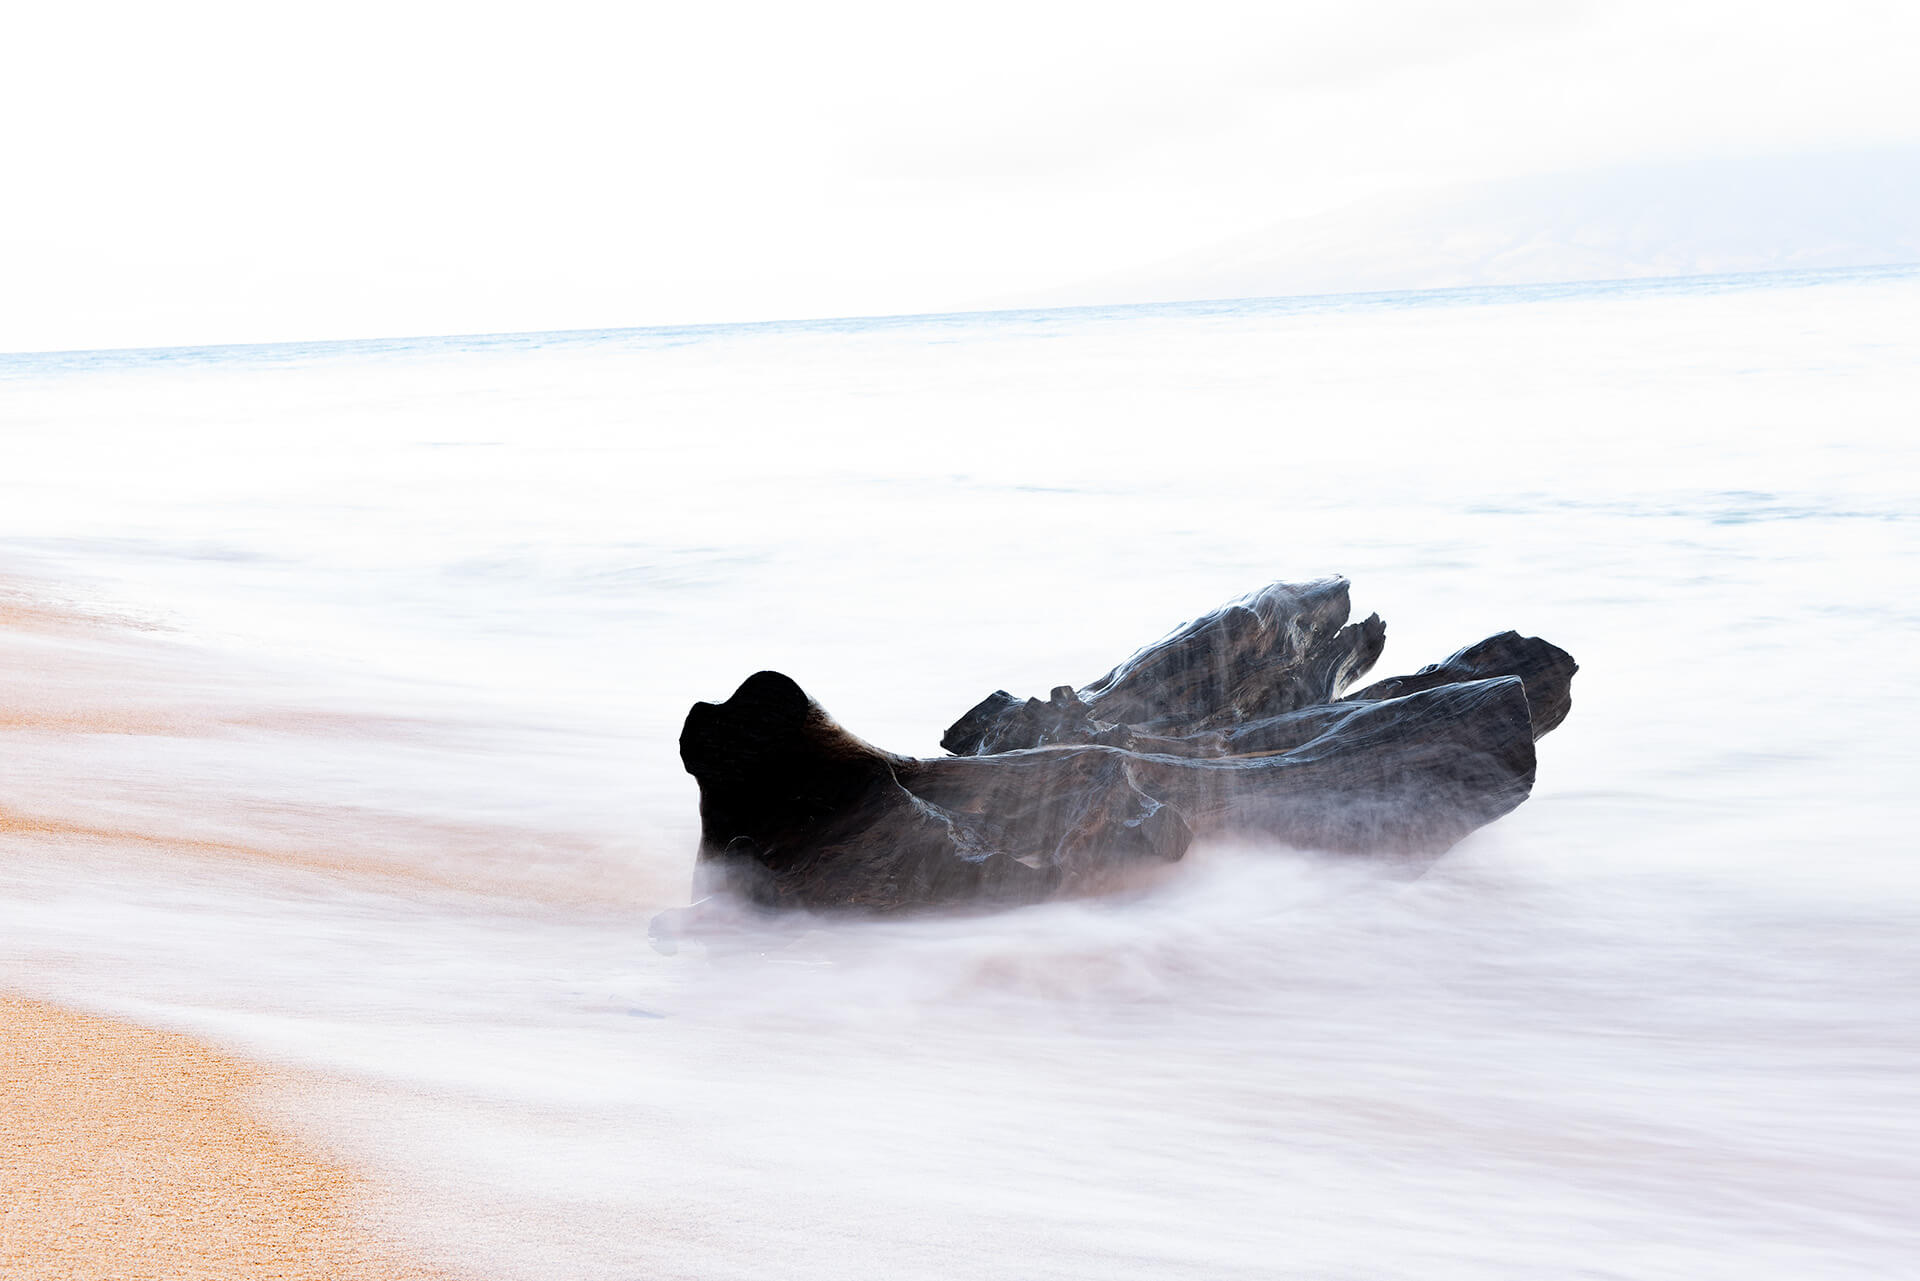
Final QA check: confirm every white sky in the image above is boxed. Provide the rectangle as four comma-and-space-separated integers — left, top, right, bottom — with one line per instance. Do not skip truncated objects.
4, 0, 1917, 351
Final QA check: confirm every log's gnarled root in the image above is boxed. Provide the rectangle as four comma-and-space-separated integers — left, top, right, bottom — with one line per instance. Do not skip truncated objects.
942, 577, 1388, 756
677, 578, 1575, 914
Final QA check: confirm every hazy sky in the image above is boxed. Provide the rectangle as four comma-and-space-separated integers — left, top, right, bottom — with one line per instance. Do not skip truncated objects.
5, 1, 1918, 351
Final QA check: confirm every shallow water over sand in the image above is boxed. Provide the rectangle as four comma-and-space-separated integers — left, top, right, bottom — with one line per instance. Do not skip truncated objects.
4, 267, 1919, 1278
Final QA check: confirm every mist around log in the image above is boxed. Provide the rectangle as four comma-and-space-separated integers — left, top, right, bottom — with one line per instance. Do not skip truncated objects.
4, 266, 1918, 1277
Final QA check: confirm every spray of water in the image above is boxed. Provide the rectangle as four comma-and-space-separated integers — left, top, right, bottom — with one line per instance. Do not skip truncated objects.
3, 267, 1918, 1278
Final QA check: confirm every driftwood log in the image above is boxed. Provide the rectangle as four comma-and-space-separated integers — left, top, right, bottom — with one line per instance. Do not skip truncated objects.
674, 577, 1574, 916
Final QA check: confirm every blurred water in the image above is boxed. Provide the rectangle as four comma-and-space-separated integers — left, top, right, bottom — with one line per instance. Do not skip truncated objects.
3, 265, 1918, 1278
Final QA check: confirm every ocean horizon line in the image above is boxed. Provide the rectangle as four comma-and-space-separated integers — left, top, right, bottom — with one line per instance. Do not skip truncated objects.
6, 258, 1917, 374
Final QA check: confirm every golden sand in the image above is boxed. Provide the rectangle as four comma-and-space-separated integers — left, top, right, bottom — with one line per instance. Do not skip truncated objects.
0, 995, 445, 1281
0, 574, 646, 1277
0, 581, 506, 1276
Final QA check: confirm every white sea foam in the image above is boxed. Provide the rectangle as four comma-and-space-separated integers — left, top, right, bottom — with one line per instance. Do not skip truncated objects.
3, 266, 1917, 1278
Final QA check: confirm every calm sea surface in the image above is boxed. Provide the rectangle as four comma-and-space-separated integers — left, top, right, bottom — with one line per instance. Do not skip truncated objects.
4, 266, 1918, 1279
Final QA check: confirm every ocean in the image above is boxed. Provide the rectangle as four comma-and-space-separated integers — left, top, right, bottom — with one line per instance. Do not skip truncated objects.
3, 264, 1917, 1278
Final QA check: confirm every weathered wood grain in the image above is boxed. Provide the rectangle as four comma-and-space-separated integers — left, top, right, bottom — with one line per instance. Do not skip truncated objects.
673, 579, 1574, 914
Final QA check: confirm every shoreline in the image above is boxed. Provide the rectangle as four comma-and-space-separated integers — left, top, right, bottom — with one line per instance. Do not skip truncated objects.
0, 993, 446, 1280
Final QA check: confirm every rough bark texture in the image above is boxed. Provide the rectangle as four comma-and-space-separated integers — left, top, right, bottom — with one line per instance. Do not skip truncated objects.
676, 577, 1575, 914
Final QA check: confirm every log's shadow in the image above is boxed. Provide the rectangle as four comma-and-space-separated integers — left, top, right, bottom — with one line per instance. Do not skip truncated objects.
670, 578, 1575, 919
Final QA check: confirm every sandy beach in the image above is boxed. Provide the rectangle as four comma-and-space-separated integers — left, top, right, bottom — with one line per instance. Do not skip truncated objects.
4, 270, 1917, 1279
0, 586, 453, 1278
0, 994, 441, 1281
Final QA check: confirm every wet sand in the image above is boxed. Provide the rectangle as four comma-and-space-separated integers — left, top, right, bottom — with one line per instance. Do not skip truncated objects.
0, 575, 624, 1279
0, 994, 443, 1281
0, 573, 670, 910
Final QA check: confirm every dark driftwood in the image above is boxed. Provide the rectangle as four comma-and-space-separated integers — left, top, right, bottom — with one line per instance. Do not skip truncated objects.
675, 577, 1575, 915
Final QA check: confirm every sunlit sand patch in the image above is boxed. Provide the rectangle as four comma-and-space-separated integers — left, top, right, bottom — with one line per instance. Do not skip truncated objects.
0, 994, 449, 1281
0, 575, 649, 1273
